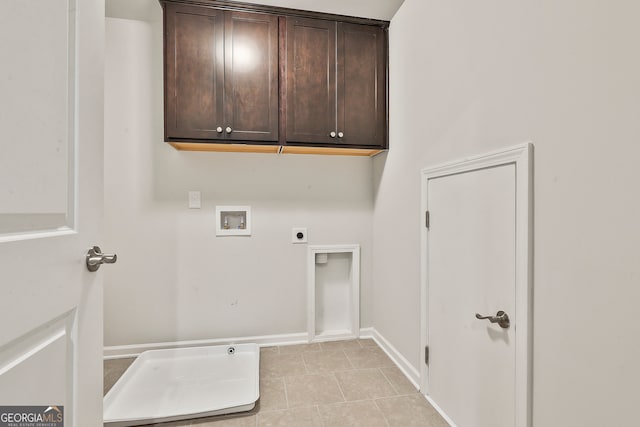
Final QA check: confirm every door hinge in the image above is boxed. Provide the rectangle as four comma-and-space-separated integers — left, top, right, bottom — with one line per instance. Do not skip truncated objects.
425, 346, 429, 365
425, 211, 430, 229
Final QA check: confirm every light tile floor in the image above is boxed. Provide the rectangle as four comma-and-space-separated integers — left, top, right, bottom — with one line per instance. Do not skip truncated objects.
104, 339, 449, 426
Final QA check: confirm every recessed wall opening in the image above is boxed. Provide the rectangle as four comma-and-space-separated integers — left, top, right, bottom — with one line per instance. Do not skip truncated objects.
307, 245, 360, 342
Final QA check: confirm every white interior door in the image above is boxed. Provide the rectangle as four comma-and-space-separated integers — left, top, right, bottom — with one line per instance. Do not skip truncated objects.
429, 165, 515, 427
0, 1, 105, 426
421, 145, 532, 427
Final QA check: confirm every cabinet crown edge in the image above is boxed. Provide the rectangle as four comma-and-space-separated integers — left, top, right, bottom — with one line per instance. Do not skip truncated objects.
158, 0, 390, 28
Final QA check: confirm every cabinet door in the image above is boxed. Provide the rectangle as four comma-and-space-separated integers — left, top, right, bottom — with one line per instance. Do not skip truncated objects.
165, 3, 225, 140
337, 23, 387, 148
285, 17, 337, 144
225, 11, 279, 142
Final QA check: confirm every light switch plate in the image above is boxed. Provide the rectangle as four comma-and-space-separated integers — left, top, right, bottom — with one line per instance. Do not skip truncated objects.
292, 227, 308, 244
188, 191, 201, 209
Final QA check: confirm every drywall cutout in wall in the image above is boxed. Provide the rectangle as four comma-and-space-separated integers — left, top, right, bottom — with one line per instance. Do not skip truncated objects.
307, 245, 360, 342
216, 206, 251, 236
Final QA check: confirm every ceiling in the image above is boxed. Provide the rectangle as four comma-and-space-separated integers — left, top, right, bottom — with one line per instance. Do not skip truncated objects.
105, 0, 405, 22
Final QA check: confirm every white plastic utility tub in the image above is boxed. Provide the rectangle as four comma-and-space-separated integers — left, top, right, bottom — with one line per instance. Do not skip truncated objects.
103, 344, 260, 427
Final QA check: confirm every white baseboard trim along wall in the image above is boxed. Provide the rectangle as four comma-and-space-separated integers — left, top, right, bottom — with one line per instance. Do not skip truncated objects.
361, 327, 421, 390
103, 328, 421, 397
103, 332, 310, 359
424, 394, 458, 427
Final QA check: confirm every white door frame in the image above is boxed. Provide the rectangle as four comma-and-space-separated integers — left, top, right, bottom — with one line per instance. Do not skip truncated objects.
420, 143, 533, 427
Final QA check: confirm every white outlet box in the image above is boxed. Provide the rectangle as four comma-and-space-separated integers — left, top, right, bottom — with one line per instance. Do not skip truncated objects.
188, 191, 201, 209
292, 228, 308, 244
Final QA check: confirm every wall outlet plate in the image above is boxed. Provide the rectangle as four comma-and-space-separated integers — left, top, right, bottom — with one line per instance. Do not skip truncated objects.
292, 227, 308, 244
188, 191, 201, 209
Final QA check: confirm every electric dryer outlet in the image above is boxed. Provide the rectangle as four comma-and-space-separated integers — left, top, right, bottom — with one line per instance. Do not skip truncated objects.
292, 228, 308, 243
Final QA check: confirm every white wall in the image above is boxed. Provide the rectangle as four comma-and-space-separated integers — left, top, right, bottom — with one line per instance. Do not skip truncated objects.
377, 0, 640, 425
104, 18, 373, 346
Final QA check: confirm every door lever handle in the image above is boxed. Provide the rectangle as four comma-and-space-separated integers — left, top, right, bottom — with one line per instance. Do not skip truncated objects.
475, 310, 510, 329
86, 246, 117, 272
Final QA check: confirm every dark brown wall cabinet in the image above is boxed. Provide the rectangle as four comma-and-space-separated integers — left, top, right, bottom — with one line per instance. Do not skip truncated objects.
285, 17, 387, 150
164, 3, 279, 143
161, 1, 388, 155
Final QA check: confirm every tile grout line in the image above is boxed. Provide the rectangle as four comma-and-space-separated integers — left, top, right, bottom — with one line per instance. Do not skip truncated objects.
332, 369, 348, 403
300, 346, 310, 375
336, 349, 356, 399
314, 405, 325, 427
342, 348, 355, 370
283, 378, 290, 410
373, 398, 392, 427
342, 347, 355, 368
378, 367, 402, 396
280, 346, 292, 411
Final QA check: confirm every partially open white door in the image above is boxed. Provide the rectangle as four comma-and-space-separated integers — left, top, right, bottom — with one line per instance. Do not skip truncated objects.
0, 1, 105, 426
421, 145, 532, 427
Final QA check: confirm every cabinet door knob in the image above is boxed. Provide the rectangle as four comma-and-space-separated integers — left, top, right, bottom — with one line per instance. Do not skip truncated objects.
216, 127, 223, 133
330, 131, 337, 138
226, 127, 233, 134
338, 132, 344, 138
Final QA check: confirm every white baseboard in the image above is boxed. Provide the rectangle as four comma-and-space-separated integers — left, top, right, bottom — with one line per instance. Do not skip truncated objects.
423, 393, 457, 427
360, 328, 454, 425
103, 332, 309, 360
361, 327, 421, 390
358, 327, 374, 339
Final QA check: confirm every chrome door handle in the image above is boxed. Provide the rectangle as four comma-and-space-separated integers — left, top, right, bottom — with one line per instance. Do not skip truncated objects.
216, 126, 223, 133
475, 310, 510, 329
226, 127, 233, 134
329, 131, 337, 138
86, 246, 117, 272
